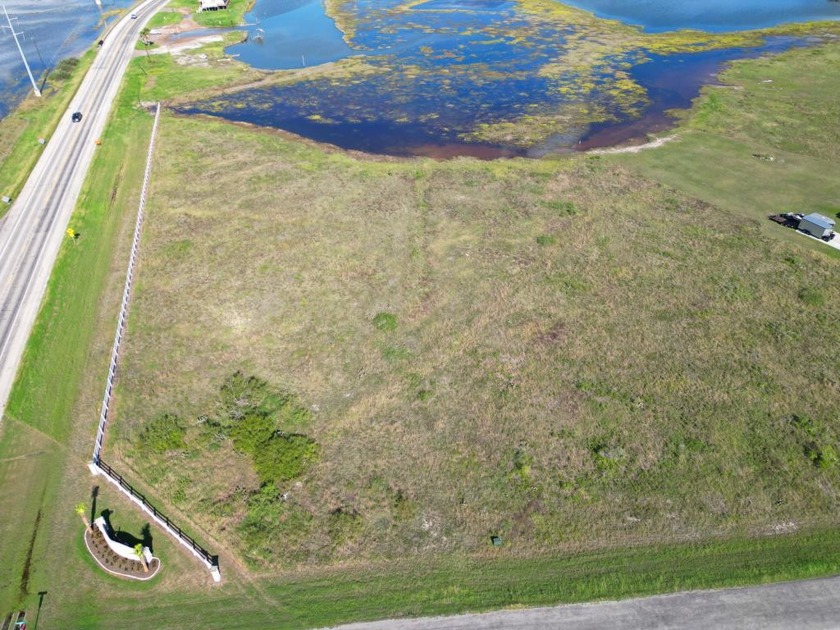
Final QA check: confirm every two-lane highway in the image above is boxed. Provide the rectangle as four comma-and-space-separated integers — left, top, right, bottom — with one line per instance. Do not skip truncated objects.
0, 0, 169, 420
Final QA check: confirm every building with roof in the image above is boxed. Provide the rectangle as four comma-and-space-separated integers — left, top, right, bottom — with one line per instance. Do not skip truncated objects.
198, 0, 228, 11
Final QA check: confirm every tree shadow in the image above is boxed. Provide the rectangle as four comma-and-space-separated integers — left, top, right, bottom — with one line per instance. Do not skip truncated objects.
90, 486, 99, 525
98, 509, 153, 549
141, 523, 154, 553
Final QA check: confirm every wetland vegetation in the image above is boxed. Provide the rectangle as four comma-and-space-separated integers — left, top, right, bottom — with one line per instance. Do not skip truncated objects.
168, 0, 840, 155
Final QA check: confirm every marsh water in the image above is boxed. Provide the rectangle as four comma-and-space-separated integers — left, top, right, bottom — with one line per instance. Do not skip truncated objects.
562, 0, 840, 33
0, 0, 134, 118
178, 0, 839, 156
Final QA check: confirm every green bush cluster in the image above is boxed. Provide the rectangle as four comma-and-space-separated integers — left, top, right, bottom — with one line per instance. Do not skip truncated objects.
139, 413, 186, 453
51, 57, 79, 82
219, 373, 318, 485
792, 415, 837, 470
252, 430, 318, 485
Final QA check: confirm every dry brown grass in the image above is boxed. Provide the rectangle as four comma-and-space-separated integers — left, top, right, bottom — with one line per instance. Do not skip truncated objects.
108, 113, 839, 570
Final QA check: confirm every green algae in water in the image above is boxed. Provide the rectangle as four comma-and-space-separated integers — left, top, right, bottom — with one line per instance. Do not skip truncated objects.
178, 0, 835, 155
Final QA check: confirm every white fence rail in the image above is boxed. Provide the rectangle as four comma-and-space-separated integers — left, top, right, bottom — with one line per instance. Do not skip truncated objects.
87, 103, 221, 581
92, 102, 159, 464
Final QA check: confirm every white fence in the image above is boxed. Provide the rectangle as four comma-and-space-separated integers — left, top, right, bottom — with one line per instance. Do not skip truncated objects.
88, 103, 221, 581
92, 102, 159, 464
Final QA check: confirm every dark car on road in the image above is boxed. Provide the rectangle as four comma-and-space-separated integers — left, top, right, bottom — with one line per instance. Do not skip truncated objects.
72, 112, 83, 123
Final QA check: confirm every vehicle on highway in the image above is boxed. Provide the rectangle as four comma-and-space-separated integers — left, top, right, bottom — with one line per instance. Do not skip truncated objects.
131, 13, 137, 19
71, 112, 83, 123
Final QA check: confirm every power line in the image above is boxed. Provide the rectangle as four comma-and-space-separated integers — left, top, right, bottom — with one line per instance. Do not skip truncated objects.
2, 4, 41, 97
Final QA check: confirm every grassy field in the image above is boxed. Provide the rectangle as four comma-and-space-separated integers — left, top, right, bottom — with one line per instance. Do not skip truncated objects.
0, 19, 839, 630
106, 40, 840, 575
624, 42, 840, 256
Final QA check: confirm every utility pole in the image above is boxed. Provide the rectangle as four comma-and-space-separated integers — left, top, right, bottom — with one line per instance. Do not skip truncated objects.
2, 4, 41, 97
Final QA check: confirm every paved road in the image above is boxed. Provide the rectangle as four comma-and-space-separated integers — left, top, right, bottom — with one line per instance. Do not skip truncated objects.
0, 0, 168, 421
327, 576, 840, 629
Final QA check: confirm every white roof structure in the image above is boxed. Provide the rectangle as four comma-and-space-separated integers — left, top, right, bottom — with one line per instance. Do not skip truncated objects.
199, 0, 228, 10
802, 213, 836, 230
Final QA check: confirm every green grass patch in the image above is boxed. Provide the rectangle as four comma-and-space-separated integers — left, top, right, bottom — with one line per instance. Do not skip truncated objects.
372, 311, 398, 331
0, 51, 94, 215
145, 9, 184, 29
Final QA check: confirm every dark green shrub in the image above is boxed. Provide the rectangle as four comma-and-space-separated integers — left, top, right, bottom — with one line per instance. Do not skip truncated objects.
230, 413, 275, 455
139, 413, 186, 453
253, 434, 319, 484
536, 234, 557, 246
51, 57, 79, 81
792, 415, 837, 470
805, 442, 838, 470
798, 287, 825, 307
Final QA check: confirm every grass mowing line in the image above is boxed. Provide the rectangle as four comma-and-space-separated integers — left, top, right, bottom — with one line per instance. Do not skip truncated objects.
42, 526, 840, 629
0, 61, 156, 612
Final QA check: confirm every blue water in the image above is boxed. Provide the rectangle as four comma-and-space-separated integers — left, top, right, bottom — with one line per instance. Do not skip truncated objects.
0, 0, 134, 118
576, 37, 806, 151
228, 0, 352, 69
180, 0, 831, 156
183, 36, 804, 157
562, 0, 840, 33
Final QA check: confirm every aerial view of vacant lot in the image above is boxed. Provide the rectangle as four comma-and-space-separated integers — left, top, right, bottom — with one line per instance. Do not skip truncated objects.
0, 0, 838, 628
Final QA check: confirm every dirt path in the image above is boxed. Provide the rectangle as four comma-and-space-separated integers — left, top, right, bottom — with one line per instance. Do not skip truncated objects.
589, 134, 679, 155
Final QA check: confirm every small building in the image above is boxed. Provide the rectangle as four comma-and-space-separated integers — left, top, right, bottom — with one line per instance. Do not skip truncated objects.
198, 0, 228, 11
798, 213, 836, 240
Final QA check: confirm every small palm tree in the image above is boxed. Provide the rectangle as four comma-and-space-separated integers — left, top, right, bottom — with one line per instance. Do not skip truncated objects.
139, 28, 152, 57
134, 543, 149, 572
75, 502, 90, 530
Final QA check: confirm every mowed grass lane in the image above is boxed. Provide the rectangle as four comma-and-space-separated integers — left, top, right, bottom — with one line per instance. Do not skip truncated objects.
0, 64, 154, 614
